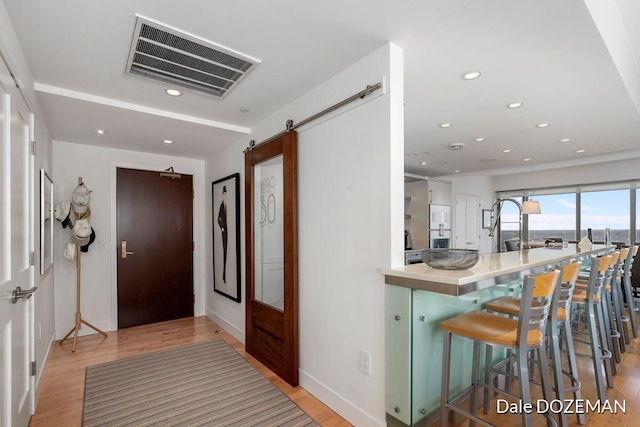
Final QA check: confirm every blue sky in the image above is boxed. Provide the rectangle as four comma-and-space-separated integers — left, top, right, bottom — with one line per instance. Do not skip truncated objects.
500, 189, 637, 230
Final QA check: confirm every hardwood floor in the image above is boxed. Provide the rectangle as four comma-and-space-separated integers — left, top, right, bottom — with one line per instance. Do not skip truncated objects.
444, 325, 640, 426
29, 316, 351, 427
31, 315, 640, 426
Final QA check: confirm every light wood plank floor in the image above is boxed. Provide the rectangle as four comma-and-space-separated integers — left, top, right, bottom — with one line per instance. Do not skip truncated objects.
443, 324, 640, 426
29, 316, 352, 427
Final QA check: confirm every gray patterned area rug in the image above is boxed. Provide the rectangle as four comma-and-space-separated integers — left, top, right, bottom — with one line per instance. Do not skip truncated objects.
82, 339, 318, 427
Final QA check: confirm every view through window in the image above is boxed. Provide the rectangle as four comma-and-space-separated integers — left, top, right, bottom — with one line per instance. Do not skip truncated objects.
497, 184, 637, 250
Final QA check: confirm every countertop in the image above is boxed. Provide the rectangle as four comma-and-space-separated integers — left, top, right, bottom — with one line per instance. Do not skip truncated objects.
382, 244, 613, 296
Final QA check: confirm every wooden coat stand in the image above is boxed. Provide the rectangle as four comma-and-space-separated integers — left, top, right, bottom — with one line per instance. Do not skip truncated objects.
59, 177, 107, 352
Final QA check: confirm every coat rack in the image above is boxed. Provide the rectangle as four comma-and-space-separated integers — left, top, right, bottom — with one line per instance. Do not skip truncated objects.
59, 177, 107, 352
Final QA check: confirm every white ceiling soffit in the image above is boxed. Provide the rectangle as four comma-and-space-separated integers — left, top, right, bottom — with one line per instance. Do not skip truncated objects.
126, 16, 261, 98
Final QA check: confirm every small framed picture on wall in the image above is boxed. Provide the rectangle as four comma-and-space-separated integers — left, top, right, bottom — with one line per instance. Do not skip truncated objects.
212, 173, 241, 302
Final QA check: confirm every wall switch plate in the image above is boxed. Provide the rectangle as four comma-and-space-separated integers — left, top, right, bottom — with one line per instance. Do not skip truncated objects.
359, 350, 371, 375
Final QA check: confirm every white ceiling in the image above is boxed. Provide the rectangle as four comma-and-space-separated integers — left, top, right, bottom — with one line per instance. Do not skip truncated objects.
4, 0, 640, 177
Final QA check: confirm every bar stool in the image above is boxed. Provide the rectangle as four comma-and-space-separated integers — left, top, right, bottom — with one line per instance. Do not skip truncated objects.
621, 245, 639, 338
484, 262, 583, 427
576, 252, 621, 369
611, 247, 630, 349
440, 269, 560, 427
570, 254, 613, 402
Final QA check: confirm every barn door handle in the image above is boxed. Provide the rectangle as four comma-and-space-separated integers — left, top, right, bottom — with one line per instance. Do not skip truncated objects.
121, 241, 134, 259
12, 286, 38, 304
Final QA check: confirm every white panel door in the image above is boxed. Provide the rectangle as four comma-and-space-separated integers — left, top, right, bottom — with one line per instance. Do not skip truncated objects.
454, 194, 480, 250
0, 55, 35, 427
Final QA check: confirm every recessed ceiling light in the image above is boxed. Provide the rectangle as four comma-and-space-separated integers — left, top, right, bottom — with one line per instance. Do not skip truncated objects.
536, 122, 551, 128
448, 143, 465, 151
507, 102, 524, 109
474, 137, 486, 142
462, 70, 482, 80
162, 139, 174, 144
523, 158, 531, 162
439, 122, 453, 128
576, 149, 586, 153
453, 169, 461, 173
407, 153, 418, 157
165, 89, 182, 96
95, 129, 107, 135
240, 107, 250, 113
438, 161, 448, 165
420, 161, 428, 166
559, 138, 571, 143
502, 149, 512, 153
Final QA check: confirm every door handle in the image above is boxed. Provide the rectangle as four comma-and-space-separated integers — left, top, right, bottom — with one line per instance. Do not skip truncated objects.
121, 241, 134, 259
12, 286, 38, 304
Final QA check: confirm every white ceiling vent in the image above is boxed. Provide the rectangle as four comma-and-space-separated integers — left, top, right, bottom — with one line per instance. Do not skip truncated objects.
126, 17, 260, 98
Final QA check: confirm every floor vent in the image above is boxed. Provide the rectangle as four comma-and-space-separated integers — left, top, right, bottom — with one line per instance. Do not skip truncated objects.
126, 17, 260, 98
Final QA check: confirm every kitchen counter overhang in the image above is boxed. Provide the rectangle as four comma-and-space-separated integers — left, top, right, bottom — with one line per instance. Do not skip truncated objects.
382, 244, 613, 296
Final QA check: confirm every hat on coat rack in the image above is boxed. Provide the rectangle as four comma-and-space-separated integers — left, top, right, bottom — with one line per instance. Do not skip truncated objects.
63, 242, 76, 263
73, 219, 91, 238
80, 228, 96, 253
71, 183, 92, 214
54, 200, 75, 228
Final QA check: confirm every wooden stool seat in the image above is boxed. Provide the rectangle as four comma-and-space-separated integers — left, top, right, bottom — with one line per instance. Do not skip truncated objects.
572, 289, 600, 303
441, 310, 544, 347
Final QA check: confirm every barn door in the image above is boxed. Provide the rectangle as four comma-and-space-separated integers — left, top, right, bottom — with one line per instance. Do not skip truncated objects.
245, 131, 299, 386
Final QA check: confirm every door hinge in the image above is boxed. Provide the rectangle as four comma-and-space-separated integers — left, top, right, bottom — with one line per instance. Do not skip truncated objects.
30, 251, 36, 266
193, 294, 196, 304
193, 241, 195, 251
193, 188, 195, 198
31, 361, 37, 376
31, 140, 36, 155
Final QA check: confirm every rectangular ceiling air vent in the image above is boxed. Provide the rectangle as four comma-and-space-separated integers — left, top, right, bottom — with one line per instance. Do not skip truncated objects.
126, 16, 260, 98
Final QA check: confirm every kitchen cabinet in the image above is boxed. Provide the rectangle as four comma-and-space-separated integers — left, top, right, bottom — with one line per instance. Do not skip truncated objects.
427, 178, 451, 205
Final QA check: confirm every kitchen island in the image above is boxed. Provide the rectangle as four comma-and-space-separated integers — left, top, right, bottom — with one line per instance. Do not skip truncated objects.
382, 244, 612, 427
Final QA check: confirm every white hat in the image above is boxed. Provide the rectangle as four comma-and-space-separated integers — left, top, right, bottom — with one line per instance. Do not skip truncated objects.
71, 184, 91, 213
54, 200, 75, 228
73, 219, 91, 238
63, 243, 76, 263
71, 233, 90, 246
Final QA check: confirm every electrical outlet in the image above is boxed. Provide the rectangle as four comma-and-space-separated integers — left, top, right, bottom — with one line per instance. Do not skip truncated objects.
359, 350, 371, 375
38, 323, 42, 340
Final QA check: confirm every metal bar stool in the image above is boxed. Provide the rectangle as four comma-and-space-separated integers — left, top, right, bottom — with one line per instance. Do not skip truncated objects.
484, 262, 583, 427
570, 254, 613, 402
621, 245, 639, 338
611, 247, 630, 348
440, 269, 560, 427
576, 252, 621, 370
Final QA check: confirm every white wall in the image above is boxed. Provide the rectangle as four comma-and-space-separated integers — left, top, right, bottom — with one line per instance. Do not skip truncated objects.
52, 142, 205, 338
0, 0, 56, 397
205, 43, 404, 426
493, 158, 640, 191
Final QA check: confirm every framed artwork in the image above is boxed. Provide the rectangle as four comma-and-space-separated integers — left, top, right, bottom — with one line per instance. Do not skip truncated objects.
212, 173, 241, 302
482, 209, 492, 229
40, 169, 54, 275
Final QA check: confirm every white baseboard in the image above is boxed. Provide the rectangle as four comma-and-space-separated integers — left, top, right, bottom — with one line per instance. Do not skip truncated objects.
205, 308, 245, 344
34, 332, 56, 406
299, 369, 385, 427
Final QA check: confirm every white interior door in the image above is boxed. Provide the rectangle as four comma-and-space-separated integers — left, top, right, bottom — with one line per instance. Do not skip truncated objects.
454, 193, 480, 250
0, 56, 35, 427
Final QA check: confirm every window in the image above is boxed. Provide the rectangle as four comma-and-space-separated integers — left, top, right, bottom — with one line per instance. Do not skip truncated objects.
581, 189, 630, 244
528, 193, 577, 243
496, 182, 636, 251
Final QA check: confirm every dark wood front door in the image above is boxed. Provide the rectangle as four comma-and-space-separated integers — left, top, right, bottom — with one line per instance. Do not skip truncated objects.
116, 168, 194, 328
245, 131, 299, 386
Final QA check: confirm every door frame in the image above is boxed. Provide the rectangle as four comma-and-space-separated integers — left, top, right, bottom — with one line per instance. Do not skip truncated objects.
108, 161, 206, 330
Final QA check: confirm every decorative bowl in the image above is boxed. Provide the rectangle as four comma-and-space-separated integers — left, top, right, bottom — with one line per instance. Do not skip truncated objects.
422, 248, 479, 270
